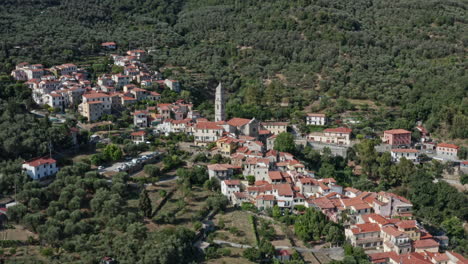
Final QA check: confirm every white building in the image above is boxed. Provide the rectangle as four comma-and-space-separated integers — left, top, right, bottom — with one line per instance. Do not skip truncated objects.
164, 79, 180, 92
436, 143, 459, 161
308, 127, 352, 145
391, 149, 418, 162
194, 122, 224, 145
22, 157, 59, 180
134, 111, 149, 128
306, 113, 326, 126
221, 180, 241, 201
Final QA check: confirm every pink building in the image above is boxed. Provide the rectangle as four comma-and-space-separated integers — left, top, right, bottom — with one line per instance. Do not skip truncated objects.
383, 129, 411, 146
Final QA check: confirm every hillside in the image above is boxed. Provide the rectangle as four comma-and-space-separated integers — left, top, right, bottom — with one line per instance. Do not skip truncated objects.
0, 0, 467, 137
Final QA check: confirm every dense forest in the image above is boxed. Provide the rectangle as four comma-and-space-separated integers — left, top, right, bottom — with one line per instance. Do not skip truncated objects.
0, 0, 466, 138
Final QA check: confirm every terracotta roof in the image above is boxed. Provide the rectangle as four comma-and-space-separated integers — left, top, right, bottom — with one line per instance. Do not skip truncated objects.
437, 143, 459, 149
364, 214, 391, 226
324, 127, 352, 133
83, 92, 109, 99
223, 180, 241, 185
307, 113, 325, 117
351, 223, 381, 234
274, 183, 293, 196
384, 129, 411, 134
257, 194, 275, 201
87, 100, 103, 104
268, 171, 284, 181
227, 118, 251, 127
309, 197, 335, 209
195, 122, 223, 130
131, 131, 146, 136
413, 239, 439, 249
345, 187, 361, 194
396, 220, 417, 229
382, 226, 405, 237
207, 164, 238, 171
392, 148, 418, 153
234, 192, 248, 199
23, 157, 56, 167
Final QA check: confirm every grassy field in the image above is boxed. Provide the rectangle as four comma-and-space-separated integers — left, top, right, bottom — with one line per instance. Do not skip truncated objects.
212, 210, 257, 246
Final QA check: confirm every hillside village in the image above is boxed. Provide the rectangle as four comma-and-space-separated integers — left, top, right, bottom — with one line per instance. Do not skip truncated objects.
3, 46, 468, 264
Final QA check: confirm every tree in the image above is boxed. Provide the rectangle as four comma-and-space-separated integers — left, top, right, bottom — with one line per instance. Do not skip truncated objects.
243, 248, 261, 262
246, 175, 255, 185
144, 165, 160, 179
7, 203, 27, 223
139, 189, 152, 218
274, 132, 296, 153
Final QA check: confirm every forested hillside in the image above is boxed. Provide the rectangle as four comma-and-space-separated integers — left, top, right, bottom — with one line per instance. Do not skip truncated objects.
0, 0, 467, 137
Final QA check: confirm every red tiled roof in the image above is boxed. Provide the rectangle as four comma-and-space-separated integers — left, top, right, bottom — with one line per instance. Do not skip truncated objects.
307, 113, 325, 117
274, 183, 294, 196
351, 223, 381, 234
384, 129, 411, 134
437, 143, 459, 149
309, 197, 335, 209
83, 92, 109, 99
195, 122, 223, 130
413, 239, 439, 249
257, 194, 275, 201
131, 131, 146, 136
227, 118, 251, 127
396, 220, 417, 229
23, 157, 56, 167
392, 149, 418, 153
382, 226, 405, 237
268, 171, 284, 181
223, 180, 241, 185
324, 127, 352, 133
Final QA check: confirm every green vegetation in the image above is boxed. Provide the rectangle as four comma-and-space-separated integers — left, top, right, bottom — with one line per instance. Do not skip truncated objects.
7, 163, 198, 263
0, 0, 466, 139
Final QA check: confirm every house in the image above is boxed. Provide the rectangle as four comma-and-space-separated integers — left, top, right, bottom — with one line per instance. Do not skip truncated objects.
134, 111, 149, 128
22, 157, 59, 180
112, 74, 131, 88
80, 101, 105, 121
216, 137, 239, 156
345, 223, 383, 249
266, 135, 276, 150
131, 131, 147, 144
256, 194, 276, 209
391, 149, 419, 162
373, 192, 413, 218
44, 93, 66, 109
436, 143, 459, 161
275, 250, 291, 262
56, 64, 78, 76
381, 226, 412, 255
261, 122, 288, 135
194, 122, 224, 145
126, 49, 146, 59
243, 158, 271, 181
221, 180, 241, 201
413, 239, 439, 253
226, 117, 260, 138
101, 42, 117, 49
164, 79, 180, 92
308, 127, 352, 145
207, 164, 240, 181
79, 93, 112, 121
382, 129, 411, 146
306, 113, 326, 126
396, 220, 420, 241
460, 161, 468, 174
